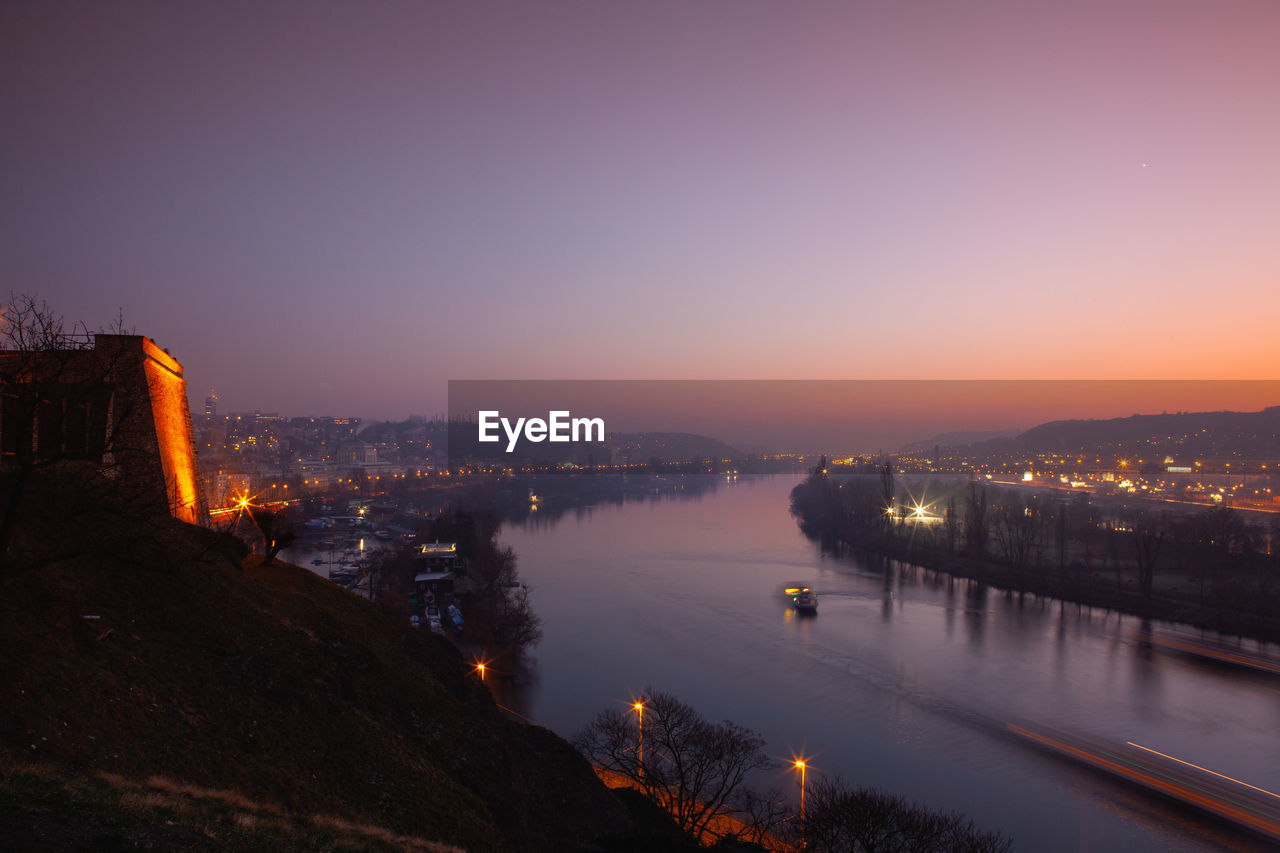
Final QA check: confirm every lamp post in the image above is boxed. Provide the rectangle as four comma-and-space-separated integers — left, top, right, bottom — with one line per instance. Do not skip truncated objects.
633, 701, 645, 780
794, 758, 807, 820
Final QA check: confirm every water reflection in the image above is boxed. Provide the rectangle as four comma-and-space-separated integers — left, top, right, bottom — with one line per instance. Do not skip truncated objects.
499, 475, 1280, 853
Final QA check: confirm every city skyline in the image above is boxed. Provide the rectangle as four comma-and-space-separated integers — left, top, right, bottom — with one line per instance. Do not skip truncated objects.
5, 1, 1280, 421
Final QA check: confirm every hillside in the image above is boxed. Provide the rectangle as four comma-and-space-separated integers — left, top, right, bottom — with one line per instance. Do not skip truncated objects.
957, 406, 1280, 458
0, 505, 629, 851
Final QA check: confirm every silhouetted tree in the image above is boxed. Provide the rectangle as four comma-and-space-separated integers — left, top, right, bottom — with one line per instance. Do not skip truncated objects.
943, 496, 958, 555
963, 483, 988, 557
470, 544, 531, 646
992, 493, 1042, 574
249, 507, 296, 565
574, 690, 774, 840
1133, 520, 1164, 598
733, 787, 792, 848
799, 776, 1012, 853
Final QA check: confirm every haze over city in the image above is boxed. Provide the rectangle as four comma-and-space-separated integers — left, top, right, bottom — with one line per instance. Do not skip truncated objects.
5, 0, 1279, 423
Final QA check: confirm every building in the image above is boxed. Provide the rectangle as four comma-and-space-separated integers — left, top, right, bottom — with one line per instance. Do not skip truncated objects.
337, 439, 378, 466
204, 388, 217, 420
0, 334, 210, 525
412, 541, 464, 609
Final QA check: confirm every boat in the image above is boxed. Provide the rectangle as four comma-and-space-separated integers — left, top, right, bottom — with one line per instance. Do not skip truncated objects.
791, 587, 818, 613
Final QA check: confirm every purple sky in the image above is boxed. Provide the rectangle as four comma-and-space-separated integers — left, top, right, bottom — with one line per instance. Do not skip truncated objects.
4, 1, 1279, 422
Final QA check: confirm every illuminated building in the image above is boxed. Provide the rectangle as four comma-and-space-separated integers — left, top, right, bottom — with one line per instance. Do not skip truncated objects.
337, 439, 378, 466
0, 334, 210, 525
413, 542, 463, 610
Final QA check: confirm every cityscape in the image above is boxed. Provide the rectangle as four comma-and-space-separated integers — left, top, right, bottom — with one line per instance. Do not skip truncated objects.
5, 2, 1280, 852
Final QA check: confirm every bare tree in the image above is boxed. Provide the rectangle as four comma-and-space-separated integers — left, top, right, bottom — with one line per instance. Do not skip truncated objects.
992, 494, 1042, 574
963, 482, 988, 557
573, 690, 774, 840
1133, 520, 1164, 599
799, 776, 1012, 853
943, 495, 958, 555
733, 787, 793, 848
468, 542, 542, 657
1053, 502, 1070, 579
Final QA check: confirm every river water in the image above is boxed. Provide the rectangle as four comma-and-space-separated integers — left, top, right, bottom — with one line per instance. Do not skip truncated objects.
500, 474, 1280, 852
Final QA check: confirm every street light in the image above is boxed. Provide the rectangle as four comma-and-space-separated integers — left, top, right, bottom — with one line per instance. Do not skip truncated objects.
633, 700, 645, 780
794, 758, 807, 820
474, 660, 487, 682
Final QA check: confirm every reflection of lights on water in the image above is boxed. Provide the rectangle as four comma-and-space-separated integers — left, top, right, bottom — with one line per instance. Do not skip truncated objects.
359, 538, 364, 551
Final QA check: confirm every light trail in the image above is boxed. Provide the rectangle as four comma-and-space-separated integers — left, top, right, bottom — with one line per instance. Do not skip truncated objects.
1126, 742, 1280, 801
1008, 723, 1280, 841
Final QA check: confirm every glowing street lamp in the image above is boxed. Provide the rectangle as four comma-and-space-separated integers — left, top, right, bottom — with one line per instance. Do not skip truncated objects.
633, 700, 645, 779
794, 758, 807, 820
473, 659, 487, 682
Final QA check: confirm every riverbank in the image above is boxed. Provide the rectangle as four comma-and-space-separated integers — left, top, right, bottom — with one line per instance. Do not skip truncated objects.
790, 472, 1280, 645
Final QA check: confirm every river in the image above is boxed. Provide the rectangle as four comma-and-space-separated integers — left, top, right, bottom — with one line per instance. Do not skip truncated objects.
499, 474, 1280, 852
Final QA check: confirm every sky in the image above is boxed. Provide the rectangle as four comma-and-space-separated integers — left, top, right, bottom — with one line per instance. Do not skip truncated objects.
3, 1, 1279, 425
451, 380, 1280, 452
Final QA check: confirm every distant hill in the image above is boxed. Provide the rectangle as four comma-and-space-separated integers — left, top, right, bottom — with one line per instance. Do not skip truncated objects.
954, 406, 1280, 459
0, 485, 630, 851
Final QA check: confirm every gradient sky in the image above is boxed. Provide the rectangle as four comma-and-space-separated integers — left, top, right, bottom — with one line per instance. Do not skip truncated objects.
451, 380, 1280, 452
3, 1, 1279, 422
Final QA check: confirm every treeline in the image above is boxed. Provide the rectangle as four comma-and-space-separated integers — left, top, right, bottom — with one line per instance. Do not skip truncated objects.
790, 464, 1280, 642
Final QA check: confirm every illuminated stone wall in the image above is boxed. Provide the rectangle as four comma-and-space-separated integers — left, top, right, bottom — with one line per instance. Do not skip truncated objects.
139, 339, 207, 525
0, 334, 209, 526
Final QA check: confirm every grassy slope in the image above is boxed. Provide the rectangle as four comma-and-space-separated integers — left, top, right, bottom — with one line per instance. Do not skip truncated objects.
0, 516, 625, 851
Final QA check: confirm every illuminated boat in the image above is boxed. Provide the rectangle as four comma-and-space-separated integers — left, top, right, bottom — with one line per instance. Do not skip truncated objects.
785, 585, 818, 613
